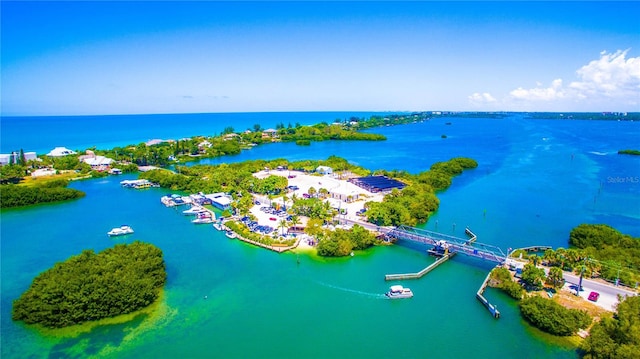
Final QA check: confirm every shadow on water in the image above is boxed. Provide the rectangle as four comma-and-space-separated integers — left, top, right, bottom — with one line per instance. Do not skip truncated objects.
48, 313, 148, 359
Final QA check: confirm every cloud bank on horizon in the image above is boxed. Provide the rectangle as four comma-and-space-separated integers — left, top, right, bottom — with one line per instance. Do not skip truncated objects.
469, 50, 640, 111
1, 2, 639, 116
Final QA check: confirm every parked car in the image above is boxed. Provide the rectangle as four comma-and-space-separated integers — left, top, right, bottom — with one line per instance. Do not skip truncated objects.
588, 291, 600, 302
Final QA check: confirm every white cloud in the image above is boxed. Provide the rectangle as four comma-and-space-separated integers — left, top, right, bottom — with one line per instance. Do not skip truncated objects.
509, 78, 565, 101
470, 50, 640, 110
468, 92, 497, 104
569, 49, 640, 99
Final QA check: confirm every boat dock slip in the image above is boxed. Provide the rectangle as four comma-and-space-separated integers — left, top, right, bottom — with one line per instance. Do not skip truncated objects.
476, 270, 501, 319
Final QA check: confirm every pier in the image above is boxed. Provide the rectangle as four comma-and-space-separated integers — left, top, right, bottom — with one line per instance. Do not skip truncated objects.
384, 226, 507, 318
384, 227, 479, 280
385, 253, 453, 281
476, 270, 501, 318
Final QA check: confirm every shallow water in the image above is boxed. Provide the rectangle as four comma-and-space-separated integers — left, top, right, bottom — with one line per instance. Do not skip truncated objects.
1, 114, 638, 358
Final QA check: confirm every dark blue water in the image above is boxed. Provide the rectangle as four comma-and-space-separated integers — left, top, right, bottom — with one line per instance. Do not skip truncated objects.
1, 113, 639, 358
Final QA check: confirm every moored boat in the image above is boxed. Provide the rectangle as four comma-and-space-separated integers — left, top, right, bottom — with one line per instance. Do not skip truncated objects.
385, 285, 413, 299
183, 205, 207, 215
224, 230, 237, 239
212, 222, 223, 231
192, 217, 213, 224
192, 212, 213, 224
108, 225, 134, 236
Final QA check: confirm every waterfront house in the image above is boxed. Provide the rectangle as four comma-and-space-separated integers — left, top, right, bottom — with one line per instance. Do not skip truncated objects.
0, 151, 37, 166
81, 154, 114, 171
198, 140, 212, 149
316, 166, 333, 175
261, 129, 278, 140
46, 147, 76, 157
205, 193, 233, 210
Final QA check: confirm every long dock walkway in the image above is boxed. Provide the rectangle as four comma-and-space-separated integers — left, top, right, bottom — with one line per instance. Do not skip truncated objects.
385, 253, 453, 281
476, 270, 501, 318
384, 228, 478, 281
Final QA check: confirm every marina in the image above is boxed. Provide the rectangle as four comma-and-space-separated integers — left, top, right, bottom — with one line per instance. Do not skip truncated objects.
2, 114, 638, 359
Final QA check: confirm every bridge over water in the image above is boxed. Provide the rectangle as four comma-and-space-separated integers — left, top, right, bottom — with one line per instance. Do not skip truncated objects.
385, 225, 507, 264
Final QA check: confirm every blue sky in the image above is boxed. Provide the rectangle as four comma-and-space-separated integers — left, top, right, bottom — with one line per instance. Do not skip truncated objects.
1, 1, 639, 116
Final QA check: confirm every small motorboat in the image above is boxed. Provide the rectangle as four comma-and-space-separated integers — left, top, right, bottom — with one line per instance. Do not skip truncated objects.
183, 205, 207, 215
192, 216, 213, 224
108, 225, 134, 236
224, 230, 237, 239
385, 285, 413, 299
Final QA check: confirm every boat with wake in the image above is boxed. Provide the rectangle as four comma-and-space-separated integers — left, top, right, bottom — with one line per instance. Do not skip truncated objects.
108, 225, 134, 237
385, 285, 413, 299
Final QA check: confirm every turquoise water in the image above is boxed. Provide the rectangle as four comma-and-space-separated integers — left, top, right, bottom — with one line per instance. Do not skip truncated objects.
2, 114, 639, 358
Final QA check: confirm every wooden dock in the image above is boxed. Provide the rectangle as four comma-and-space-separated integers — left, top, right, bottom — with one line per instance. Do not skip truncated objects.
385, 253, 453, 281
385, 227, 478, 281
476, 270, 500, 319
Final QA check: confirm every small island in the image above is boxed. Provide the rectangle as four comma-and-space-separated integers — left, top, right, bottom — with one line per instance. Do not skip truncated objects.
12, 241, 166, 329
618, 149, 640, 156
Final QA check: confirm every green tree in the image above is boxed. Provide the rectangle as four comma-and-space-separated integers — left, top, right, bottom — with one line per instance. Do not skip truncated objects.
519, 296, 591, 336
546, 266, 565, 290
12, 242, 166, 328
580, 295, 640, 358
521, 263, 546, 290
278, 219, 288, 236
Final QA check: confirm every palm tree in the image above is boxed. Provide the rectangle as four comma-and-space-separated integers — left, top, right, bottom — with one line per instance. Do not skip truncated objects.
278, 219, 288, 236
529, 254, 541, 266
543, 248, 557, 266
318, 187, 328, 199
308, 187, 317, 198
290, 215, 300, 230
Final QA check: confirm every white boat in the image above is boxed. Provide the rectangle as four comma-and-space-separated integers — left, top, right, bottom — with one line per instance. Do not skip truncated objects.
183, 205, 207, 215
385, 285, 413, 299
108, 225, 134, 236
224, 230, 237, 239
192, 217, 213, 224
212, 222, 223, 231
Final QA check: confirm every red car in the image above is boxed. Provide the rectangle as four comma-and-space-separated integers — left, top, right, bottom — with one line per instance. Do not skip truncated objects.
588, 291, 600, 302
269, 217, 277, 221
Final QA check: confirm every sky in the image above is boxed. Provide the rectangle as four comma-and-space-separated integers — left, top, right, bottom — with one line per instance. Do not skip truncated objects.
1, 1, 639, 116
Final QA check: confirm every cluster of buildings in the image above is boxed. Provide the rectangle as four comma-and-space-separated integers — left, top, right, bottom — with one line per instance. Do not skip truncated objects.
1, 146, 120, 176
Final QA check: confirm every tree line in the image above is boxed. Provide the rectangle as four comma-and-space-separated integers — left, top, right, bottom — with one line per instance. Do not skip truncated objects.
364, 157, 478, 226
12, 241, 166, 328
0, 180, 85, 208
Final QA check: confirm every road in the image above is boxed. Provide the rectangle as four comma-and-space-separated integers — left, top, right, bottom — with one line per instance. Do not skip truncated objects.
561, 271, 637, 311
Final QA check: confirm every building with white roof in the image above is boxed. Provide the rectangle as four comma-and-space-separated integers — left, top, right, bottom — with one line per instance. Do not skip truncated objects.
0, 151, 37, 165
46, 147, 76, 157
205, 193, 233, 210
